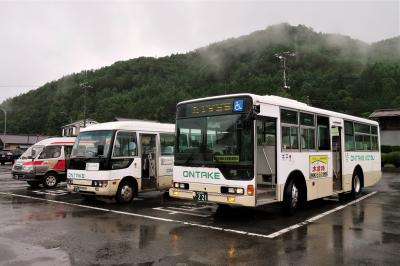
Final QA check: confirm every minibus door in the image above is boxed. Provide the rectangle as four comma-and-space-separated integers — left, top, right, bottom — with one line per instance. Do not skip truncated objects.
140, 134, 157, 190
331, 126, 342, 191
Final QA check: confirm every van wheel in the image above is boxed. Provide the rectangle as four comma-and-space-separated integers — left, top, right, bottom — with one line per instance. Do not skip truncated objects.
283, 179, 300, 215
351, 171, 362, 198
43, 173, 58, 189
116, 180, 135, 204
27, 181, 40, 188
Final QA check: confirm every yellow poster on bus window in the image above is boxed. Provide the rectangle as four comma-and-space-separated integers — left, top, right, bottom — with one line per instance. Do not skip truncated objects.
309, 155, 328, 178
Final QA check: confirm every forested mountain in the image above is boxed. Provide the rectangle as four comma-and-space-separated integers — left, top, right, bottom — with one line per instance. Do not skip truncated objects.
1, 23, 399, 135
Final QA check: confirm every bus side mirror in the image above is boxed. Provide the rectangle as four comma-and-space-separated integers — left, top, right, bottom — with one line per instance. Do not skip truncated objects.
97, 145, 104, 156
253, 105, 260, 114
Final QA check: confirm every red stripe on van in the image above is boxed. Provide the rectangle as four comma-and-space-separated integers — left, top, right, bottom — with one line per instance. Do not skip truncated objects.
53, 160, 66, 170
23, 161, 43, 166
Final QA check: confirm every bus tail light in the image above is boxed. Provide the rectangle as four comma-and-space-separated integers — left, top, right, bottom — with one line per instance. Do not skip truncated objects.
247, 185, 254, 196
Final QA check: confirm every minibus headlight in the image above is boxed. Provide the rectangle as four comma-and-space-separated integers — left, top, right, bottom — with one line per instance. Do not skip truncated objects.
92, 180, 108, 187
174, 182, 179, 188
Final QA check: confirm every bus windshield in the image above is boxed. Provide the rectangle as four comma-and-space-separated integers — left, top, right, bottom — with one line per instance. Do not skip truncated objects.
71, 130, 113, 158
176, 114, 253, 167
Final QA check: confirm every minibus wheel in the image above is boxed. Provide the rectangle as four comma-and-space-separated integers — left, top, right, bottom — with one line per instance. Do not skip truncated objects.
43, 173, 58, 189
27, 181, 40, 188
116, 180, 135, 203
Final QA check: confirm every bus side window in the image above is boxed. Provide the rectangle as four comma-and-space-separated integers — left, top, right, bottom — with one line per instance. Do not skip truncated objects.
317, 116, 330, 150
281, 109, 299, 150
160, 133, 175, 155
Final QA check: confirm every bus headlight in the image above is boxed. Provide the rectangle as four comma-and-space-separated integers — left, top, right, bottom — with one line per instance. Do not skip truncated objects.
174, 182, 189, 189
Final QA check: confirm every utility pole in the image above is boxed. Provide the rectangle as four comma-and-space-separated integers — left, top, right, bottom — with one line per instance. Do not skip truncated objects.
0, 108, 6, 135
275, 51, 296, 90
79, 83, 92, 128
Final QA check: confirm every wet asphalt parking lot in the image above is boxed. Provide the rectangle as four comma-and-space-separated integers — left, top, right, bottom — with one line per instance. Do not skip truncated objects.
0, 164, 399, 265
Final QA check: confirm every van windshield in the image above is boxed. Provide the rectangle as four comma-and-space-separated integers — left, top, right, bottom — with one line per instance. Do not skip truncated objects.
20, 145, 44, 159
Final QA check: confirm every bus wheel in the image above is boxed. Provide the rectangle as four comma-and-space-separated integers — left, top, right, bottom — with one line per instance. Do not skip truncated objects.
116, 181, 135, 204
43, 173, 59, 189
351, 171, 362, 198
27, 181, 40, 188
283, 179, 300, 215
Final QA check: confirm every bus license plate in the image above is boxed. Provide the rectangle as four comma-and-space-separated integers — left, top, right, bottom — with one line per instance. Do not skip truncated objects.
194, 191, 208, 202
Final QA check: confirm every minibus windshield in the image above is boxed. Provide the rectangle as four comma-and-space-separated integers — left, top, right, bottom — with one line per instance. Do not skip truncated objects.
71, 130, 113, 158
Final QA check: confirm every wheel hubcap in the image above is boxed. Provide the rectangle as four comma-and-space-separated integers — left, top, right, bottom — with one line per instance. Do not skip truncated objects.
46, 176, 56, 187
291, 184, 298, 207
354, 175, 361, 193
121, 185, 133, 201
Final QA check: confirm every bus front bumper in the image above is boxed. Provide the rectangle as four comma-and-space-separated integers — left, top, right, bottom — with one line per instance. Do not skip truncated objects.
169, 188, 256, 207
67, 180, 119, 197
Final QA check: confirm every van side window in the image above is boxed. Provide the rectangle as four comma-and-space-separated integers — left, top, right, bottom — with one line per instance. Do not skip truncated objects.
64, 146, 73, 158
160, 133, 175, 155
39, 146, 62, 159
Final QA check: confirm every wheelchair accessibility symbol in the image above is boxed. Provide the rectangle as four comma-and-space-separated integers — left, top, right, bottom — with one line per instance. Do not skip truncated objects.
233, 99, 244, 112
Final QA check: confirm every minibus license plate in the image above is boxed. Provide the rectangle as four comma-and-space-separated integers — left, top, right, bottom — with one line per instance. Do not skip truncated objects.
73, 186, 86, 192
194, 191, 208, 202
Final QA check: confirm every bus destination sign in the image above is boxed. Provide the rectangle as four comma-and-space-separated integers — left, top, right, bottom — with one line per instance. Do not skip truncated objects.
177, 96, 252, 118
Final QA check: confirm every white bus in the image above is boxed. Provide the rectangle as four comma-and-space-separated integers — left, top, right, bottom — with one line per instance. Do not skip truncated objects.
170, 94, 381, 213
67, 121, 175, 203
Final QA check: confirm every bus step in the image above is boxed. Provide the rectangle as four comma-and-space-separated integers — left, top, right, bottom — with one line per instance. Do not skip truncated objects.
256, 198, 279, 206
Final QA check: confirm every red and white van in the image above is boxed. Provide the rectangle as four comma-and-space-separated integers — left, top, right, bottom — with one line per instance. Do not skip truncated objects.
12, 137, 76, 188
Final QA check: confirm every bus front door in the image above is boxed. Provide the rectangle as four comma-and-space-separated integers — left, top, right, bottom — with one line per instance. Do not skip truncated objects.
140, 134, 157, 190
331, 126, 342, 191
255, 117, 277, 203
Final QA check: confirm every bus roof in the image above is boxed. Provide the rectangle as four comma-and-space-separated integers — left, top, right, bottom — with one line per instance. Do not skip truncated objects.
178, 93, 378, 126
81, 121, 175, 133
33, 137, 76, 146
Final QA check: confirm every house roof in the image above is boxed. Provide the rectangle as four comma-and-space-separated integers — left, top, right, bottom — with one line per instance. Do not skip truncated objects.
0, 135, 50, 145
369, 109, 400, 118
61, 119, 98, 128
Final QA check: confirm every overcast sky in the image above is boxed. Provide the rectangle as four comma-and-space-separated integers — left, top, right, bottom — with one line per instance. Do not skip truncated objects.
0, 0, 398, 102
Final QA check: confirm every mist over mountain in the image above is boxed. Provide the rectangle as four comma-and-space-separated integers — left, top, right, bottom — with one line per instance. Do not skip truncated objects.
1, 23, 399, 135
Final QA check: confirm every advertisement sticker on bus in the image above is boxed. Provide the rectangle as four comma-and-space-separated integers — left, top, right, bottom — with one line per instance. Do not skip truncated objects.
309, 155, 328, 178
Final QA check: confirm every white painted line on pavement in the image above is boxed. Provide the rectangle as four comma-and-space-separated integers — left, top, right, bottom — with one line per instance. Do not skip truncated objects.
266, 191, 378, 238
0, 191, 377, 239
153, 207, 211, 217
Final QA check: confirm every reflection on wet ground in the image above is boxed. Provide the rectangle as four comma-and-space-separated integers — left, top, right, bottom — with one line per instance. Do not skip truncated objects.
0, 165, 399, 265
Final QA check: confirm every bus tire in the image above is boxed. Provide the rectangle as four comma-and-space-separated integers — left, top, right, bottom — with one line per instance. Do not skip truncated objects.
351, 170, 362, 198
43, 173, 59, 189
116, 180, 135, 204
283, 178, 300, 215
27, 181, 40, 188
